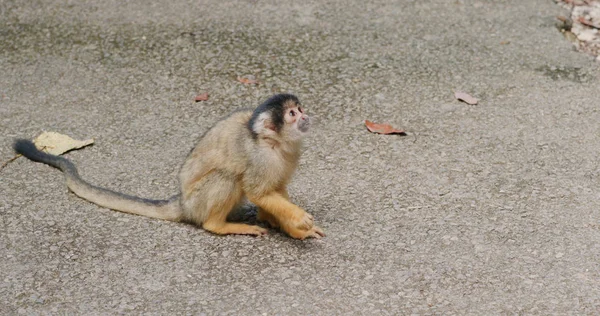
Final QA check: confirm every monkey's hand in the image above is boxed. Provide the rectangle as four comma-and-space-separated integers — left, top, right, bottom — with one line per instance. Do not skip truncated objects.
280, 209, 325, 240
248, 192, 325, 240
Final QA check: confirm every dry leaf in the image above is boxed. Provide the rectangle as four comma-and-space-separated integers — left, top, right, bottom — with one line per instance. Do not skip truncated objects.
194, 93, 209, 102
33, 131, 94, 155
365, 120, 407, 135
578, 17, 600, 29
454, 91, 478, 105
237, 76, 259, 85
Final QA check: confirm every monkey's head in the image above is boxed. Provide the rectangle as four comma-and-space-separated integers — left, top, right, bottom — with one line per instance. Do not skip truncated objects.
249, 94, 311, 142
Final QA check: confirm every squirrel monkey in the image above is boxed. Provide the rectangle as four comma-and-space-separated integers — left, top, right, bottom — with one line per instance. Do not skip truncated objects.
13, 94, 324, 239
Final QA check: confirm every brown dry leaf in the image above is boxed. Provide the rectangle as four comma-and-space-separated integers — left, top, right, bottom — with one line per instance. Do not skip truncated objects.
365, 120, 407, 135
578, 17, 600, 29
33, 131, 94, 155
194, 93, 209, 102
454, 91, 478, 105
564, 0, 592, 6
237, 76, 259, 85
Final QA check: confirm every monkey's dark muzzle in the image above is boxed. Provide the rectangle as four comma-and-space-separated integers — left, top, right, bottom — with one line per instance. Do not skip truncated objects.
298, 116, 311, 133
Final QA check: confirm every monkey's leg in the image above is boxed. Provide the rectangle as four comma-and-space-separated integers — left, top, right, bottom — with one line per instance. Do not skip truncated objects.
191, 173, 267, 236
249, 192, 324, 239
202, 197, 267, 236
202, 196, 267, 236
203, 216, 267, 236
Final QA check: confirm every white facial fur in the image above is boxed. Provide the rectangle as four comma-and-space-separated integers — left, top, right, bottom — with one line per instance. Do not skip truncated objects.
251, 111, 277, 138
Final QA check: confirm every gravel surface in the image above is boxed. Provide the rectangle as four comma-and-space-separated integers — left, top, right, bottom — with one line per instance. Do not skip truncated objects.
1, 0, 600, 314
556, 0, 600, 58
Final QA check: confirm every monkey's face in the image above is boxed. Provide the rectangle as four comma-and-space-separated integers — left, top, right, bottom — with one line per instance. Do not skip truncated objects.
249, 94, 310, 143
283, 105, 310, 140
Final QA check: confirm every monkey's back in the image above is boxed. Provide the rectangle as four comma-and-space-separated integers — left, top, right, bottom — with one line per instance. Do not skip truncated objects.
179, 111, 253, 193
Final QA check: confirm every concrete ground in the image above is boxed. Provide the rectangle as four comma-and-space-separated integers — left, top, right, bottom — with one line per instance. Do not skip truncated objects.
1, 0, 600, 314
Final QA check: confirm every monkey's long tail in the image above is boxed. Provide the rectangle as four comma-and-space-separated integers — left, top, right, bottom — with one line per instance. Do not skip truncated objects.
13, 139, 182, 222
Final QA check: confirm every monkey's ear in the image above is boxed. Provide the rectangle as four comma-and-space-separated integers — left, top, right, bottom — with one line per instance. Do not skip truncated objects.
264, 120, 277, 131
251, 111, 277, 135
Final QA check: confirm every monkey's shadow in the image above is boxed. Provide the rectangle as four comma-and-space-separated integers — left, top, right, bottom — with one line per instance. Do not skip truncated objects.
225, 202, 262, 226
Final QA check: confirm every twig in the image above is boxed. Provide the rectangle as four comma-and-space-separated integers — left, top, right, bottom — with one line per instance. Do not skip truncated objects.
0, 154, 21, 172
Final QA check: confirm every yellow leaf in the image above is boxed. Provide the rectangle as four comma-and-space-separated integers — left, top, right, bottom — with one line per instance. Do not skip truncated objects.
33, 131, 94, 155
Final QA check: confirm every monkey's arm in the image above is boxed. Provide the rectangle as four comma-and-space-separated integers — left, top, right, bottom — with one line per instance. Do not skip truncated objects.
278, 186, 290, 200
256, 186, 288, 228
248, 192, 324, 239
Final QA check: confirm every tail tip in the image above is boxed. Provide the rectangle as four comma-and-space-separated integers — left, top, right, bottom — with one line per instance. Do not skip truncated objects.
13, 139, 37, 155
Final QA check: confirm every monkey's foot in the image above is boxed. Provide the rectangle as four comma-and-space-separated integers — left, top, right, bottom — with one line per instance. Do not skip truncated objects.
202, 222, 268, 236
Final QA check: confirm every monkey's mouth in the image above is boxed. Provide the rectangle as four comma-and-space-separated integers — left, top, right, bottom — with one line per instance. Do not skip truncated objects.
298, 118, 310, 133
299, 124, 310, 133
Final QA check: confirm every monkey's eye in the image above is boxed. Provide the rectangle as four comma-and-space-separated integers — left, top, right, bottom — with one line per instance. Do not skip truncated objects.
289, 110, 296, 117
297, 107, 303, 113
